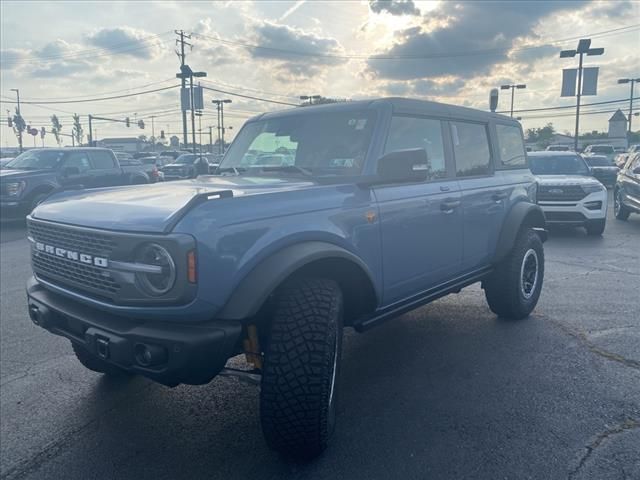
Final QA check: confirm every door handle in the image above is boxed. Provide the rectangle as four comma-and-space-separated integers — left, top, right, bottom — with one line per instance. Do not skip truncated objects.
491, 192, 508, 201
440, 199, 461, 212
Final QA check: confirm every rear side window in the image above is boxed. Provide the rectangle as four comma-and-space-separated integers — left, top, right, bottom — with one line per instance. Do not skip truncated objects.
496, 124, 527, 168
451, 122, 491, 177
90, 151, 116, 169
384, 116, 446, 180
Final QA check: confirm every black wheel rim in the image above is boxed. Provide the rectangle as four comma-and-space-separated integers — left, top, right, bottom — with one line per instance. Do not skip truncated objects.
520, 249, 539, 299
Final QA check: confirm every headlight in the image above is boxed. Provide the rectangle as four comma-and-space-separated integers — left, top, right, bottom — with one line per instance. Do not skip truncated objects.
583, 183, 605, 194
134, 243, 176, 296
4, 181, 26, 197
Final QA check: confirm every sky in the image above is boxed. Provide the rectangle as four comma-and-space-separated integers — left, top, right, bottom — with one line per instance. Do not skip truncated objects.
1, 0, 639, 148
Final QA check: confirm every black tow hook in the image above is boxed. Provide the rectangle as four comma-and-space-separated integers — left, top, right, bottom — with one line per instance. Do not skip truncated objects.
28, 303, 51, 327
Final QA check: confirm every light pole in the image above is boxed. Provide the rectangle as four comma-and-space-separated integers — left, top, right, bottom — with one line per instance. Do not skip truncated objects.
176, 65, 206, 153
560, 39, 604, 151
299, 95, 321, 106
500, 84, 526, 118
617, 77, 640, 134
10, 88, 22, 153
212, 99, 232, 154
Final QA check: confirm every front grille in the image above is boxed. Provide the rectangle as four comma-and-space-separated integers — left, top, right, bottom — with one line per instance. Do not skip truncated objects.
538, 185, 587, 202
28, 220, 120, 297
544, 211, 586, 222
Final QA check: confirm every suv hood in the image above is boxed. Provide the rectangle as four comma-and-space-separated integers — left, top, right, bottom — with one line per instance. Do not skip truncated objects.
0, 168, 53, 180
32, 175, 315, 232
535, 175, 601, 186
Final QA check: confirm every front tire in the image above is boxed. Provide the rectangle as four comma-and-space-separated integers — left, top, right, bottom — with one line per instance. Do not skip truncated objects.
614, 190, 630, 221
483, 228, 544, 320
585, 219, 606, 236
260, 278, 343, 460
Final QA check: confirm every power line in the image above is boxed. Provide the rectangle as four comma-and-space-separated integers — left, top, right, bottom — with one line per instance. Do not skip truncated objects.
191, 24, 640, 61
498, 97, 638, 114
200, 82, 297, 106
2, 31, 174, 66
0, 85, 180, 105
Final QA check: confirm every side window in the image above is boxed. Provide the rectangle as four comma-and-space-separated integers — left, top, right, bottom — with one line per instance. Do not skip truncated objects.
62, 152, 91, 172
384, 116, 446, 180
90, 151, 117, 169
630, 154, 640, 171
451, 121, 491, 177
496, 124, 527, 168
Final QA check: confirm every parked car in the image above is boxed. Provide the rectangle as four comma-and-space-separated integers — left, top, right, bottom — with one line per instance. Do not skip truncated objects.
25, 98, 546, 459
114, 151, 134, 162
614, 152, 640, 220
614, 153, 630, 168
627, 144, 640, 154
161, 153, 210, 180
0, 148, 152, 218
583, 154, 618, 187
546, 145, 571, 152
529, 151, 607, 235
614, 147, 626, 153
583, 144, 616, 163
0, 157, 15, 168
117, 156, 161, 183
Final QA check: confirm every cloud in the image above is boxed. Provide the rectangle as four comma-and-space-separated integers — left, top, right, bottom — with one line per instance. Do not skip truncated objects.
382, 77, 466, 98
27, 40, 95, 77
0, 48, 27, 70
369, 0, 420, 16
86, 27, 164, 59
366, 1, 587, 80
246, 21, 347, 79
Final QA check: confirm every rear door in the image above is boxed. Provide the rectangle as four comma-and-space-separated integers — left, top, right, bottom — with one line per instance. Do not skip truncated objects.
622, 154, 640, 209
451, 120, 509, 272
88, 150, 122, 187
373, 115, 463, 305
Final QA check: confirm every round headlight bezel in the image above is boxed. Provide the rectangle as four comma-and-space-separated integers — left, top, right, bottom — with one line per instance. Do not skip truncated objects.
134, 243, 176, 297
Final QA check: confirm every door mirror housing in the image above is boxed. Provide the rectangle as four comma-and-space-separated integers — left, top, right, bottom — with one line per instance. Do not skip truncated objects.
62, 166, 80, 177
375, 148, 430, 184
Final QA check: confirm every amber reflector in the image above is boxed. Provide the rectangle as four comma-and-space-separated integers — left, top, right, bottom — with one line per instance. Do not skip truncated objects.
187, 250, 197, 283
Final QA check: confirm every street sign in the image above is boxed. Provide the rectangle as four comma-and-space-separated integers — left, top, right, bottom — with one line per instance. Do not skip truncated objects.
193, 86, 204, 110
181, 87, 191, 110
561, 68, 577, 97
582, 67, 599, 96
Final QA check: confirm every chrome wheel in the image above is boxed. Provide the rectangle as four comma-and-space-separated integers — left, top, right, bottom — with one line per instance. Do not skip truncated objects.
520, 248, 539, 300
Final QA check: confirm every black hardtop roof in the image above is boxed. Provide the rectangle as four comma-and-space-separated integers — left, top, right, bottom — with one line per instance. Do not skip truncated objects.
254, 97, 517, 125
528, 151, 582, 157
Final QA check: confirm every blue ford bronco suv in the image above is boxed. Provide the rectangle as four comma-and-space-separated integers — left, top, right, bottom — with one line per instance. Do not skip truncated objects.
26, 98, 546, 459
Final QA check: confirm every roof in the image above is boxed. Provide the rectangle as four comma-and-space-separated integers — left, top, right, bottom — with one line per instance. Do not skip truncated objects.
256, 97, 517, 124
98, 138, 142, 143
528, 151, 580, 157
609, 109, 627, 122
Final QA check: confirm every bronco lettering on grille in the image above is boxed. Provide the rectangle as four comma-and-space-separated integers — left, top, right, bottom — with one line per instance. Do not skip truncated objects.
35, 242, 109, 268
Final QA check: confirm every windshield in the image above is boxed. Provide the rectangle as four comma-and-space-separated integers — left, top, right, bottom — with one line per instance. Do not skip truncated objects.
4, 150, 65, 170
589, 146, 614, 154
529, 155, 590, 175
547, 146, 568, 151
174, 154, 198, 164
219, 109, 376, 177
584, 156, 612, 167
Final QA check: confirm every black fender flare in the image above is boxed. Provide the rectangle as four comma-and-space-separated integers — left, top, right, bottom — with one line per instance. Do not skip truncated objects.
493, 201, 547, 264
217, 241, 378, 320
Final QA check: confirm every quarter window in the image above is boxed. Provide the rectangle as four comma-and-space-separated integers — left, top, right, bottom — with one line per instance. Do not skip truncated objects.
384, 116, 446, 180
496, 124, 527, 168
451, 122, 491, 177
90, 151, 116, 169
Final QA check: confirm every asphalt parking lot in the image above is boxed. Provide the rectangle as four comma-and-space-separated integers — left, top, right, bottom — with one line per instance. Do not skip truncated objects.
1, 194, 639, 480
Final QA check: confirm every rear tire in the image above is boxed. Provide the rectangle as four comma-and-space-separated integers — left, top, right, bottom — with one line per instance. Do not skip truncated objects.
260, 278, 343, 460
483, 228, 544, 320
71, 342, 131, 377
614, 190, 630, 221
585, 219, 606, 236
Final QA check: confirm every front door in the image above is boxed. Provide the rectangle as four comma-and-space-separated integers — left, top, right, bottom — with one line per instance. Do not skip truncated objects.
374, 115, 463, 305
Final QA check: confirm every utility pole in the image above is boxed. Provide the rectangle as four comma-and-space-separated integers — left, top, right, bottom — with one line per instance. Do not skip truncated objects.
150, 115, 156, 151
88, 115, 93, 146
175, 30, 192, 149
500, 84, 526, 117
617, 77, 640, 134
560, 39, 604, 151
208, 125, 213, 153
212, 99, 231, 154
10, 88, 22, 153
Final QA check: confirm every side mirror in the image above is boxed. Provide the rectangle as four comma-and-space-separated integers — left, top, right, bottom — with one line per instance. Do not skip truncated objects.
375, 148, 430, 184
62, 166, 80, 177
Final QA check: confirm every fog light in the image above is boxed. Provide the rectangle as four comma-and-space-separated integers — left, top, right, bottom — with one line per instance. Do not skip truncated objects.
584, 201, 602, 210
134, 343, 168, 367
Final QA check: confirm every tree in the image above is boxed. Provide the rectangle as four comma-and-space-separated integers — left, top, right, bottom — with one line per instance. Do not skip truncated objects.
10, 107, 26, 149
50, 115, 62, 146
72, 114, 83, 146
525, 123, 556, 148
137, 134, 148, 142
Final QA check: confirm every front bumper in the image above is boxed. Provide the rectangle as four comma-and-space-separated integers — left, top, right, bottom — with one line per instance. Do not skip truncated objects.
27, 278, 242, 386
539, 190, 608, 225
